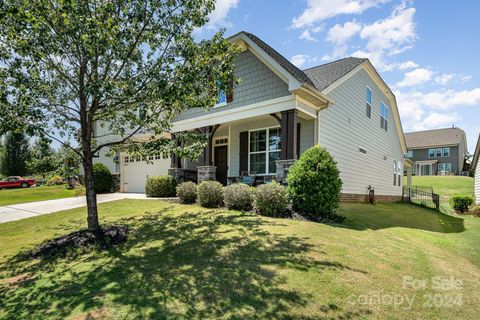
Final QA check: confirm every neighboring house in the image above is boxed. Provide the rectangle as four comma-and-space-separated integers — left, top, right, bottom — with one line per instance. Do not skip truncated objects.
404, 127, 468, 176
95, 31, 407, 201
472, 134, 480, 204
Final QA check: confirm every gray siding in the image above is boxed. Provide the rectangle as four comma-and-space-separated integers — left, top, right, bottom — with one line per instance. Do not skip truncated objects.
319, 68, 404, 196
174, 50, 290, 121
407, 146, 461, 174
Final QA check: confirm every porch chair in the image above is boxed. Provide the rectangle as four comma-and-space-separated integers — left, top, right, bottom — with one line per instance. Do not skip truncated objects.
240, 171, 256, 186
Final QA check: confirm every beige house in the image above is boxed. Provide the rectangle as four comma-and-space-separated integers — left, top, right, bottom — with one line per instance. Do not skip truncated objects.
94, 31, 408, 202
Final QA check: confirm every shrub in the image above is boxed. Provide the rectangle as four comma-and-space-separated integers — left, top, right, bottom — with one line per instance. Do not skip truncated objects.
74, 185, 86, 196
223, 183, 253, 211
253, 181, 288, 217
176, 181, 197, 204
449, 195, 474, 213
286, 145, 342, 218
197, 181, 224, 208
470, 205, 480, 217
93, 163, 115, 193
145, 176, 177, 197
46, 174, 64, 186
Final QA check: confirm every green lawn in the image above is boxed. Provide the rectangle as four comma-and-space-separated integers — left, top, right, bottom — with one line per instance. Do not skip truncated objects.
0, 185, 77, 206
1, 200, 479, 319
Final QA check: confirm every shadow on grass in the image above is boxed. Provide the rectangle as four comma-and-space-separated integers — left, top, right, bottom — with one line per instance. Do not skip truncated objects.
336, 203, 465, 234
0, 207, 369, 319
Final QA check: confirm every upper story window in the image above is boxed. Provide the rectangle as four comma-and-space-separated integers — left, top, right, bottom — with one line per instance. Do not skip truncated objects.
218, 89, 227, 105
428, 147, 451, 158
406, 150, 413, 158
366, 87, 372, 118
380, 102, 389, 131
249, 127, 281, 175
443, 147, 450, 157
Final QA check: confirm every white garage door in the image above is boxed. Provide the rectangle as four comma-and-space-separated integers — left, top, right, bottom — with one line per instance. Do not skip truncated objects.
123, 155, 171, 193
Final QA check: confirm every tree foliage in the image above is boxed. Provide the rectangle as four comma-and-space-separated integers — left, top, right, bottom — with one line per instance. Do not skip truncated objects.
0, 0, 237, 231
0, 131, 30, 176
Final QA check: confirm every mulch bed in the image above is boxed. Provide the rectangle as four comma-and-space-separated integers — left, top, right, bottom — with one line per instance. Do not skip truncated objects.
31, 225, 129, 259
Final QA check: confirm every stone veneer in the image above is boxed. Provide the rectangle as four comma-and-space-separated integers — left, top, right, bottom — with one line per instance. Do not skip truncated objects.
275, 159, 297, 184
197, 166, 216, 183
340, 193, 402, 203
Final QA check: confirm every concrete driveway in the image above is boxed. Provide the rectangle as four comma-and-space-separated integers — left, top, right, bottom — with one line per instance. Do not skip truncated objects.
0, 193, 151, 223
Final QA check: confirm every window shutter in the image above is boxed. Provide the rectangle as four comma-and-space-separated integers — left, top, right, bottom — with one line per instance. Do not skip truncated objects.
239, 131, 248, 175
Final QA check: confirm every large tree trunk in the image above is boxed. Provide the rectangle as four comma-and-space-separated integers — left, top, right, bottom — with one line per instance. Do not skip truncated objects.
82, 156, 100, 232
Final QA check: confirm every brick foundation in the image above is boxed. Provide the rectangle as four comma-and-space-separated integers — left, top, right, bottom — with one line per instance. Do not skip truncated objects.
340, 193, 402, 203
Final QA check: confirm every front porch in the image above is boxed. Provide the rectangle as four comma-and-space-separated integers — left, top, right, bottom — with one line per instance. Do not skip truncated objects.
169, 108, 318, 185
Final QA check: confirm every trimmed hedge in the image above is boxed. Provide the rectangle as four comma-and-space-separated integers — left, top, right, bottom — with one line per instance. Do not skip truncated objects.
286, 145, 342, 218
223, 183, 253, 211
145, 176, 176, 197
450, 195, 474, 213
197, 181, 224, 208
93, 163, 114, 193
176, 181, 197, 204
253, 181, 288, 217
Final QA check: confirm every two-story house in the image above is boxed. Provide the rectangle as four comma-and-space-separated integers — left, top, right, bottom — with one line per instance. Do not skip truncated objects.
95, 31, 408, 202
404, 127, 468, 176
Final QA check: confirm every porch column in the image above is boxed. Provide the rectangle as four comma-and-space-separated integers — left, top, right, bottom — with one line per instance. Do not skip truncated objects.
276, 110, 298, 184
198, 125, 219, 183
169, 133, 186, 183
280, 109, 298, 160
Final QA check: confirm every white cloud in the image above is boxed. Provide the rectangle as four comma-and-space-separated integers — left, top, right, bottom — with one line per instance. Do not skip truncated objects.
206, 0, 239, 29
299, 29, 317, 42
396, 68, 433, 88
397, 61, 418, 70
410, 113, 461, 131
292, 0, 387, 29
326, 21, 362, 45
290, 54, 309, 67
435, 73, 455, 85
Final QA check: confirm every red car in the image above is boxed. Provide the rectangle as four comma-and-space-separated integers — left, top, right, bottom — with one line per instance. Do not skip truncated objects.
0, 176, 36, 189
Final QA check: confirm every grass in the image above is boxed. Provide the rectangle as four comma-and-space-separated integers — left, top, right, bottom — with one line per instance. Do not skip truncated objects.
0, 185, 77, 206
1, 200, 479, 319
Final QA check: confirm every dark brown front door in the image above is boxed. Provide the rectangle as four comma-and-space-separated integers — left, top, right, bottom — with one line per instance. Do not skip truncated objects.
214, 145, 228, 185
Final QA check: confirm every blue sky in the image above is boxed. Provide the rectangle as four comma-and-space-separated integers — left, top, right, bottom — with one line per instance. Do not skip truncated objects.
199, 0, 480, 153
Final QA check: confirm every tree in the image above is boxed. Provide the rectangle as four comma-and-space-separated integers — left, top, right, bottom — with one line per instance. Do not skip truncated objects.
0, 131, 30, 176
0, 0, 237, 234
28, 136, 57, 177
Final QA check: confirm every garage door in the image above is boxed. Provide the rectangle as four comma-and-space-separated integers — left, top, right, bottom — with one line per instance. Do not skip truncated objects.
122, 155, 171, 193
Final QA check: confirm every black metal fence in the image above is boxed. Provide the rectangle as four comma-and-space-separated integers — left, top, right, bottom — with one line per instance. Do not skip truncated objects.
403, 186, 440, 211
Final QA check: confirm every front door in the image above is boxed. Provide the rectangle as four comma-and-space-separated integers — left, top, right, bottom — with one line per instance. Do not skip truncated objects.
214, 145, 228, 185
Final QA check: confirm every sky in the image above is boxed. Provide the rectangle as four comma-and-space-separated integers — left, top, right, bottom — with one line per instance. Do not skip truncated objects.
199, 0, 480, 153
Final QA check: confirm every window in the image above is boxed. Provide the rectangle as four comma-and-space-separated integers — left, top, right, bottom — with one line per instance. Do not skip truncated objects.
148, 155, 154, 161
438, 163, 452, 173
398, 174, 401, 186
406, 150, 413, 158
366, 87, 372, 118
393, 174, 397, 186
442, 147, 450, 157
380, 103, 389, 131
249, 127, 281, 174
218, 89, 227, 105
436, 148, 442, 157
428, 149, 435, 158
124, 156, 129, 163
155, 154, 161, 160
135, 155, 141, 162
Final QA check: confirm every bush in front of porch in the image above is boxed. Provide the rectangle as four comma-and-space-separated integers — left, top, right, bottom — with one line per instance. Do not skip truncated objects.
286, 145, 342, 220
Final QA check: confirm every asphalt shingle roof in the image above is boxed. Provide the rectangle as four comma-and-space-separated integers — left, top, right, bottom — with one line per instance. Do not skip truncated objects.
404, 127, 466, 149
303, 57, 367, 91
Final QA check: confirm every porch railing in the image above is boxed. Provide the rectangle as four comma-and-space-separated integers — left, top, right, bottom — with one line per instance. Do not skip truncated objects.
403, 186, 440, 211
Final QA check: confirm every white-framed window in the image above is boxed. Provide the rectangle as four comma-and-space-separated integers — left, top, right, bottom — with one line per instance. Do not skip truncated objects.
366, 87, 372, 118
380, 102, 389, 131
406, 150, 413, 158
249, 127, 281, 175
436, 148, 442, 157
154, 154, 161, 160
438, 163, 452, 173
124, 156, 130, 163
442, 147, 450, 157
428, 148, 435, 158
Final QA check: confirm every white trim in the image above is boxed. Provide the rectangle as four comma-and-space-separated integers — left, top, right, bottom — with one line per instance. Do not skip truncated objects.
248, 126, 281, 176
214, 101, 227, 109
171, 95, 294, 132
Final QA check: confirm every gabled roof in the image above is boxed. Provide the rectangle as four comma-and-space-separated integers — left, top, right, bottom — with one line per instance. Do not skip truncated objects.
303, 58, 367, 91
472, 134, 480, 173
405, 127, 467, 149
242, 32, 315, 87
